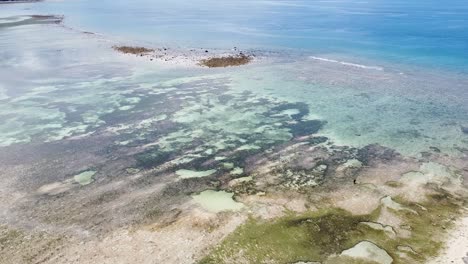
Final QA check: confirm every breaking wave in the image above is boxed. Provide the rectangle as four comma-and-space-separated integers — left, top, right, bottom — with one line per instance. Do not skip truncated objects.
309, 56, 384, 71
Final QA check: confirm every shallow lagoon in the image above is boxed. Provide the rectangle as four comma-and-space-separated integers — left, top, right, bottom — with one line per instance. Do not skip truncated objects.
1, 23, 467, 156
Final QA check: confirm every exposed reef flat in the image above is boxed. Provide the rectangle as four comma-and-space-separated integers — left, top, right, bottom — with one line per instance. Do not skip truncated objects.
199, 54, 252, 68
0, 74, 466, 263
0, 13, 467, 264
112, 46, 155, 55
112, 44, 257, 68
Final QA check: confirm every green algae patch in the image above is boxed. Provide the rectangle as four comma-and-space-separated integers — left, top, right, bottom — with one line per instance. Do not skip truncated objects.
286, 120, 324, 137
73, 170, 96, 185
200, 192, 465, 264
385, 181, 403, 188
0, 225, 65, 264
359, 222, 396, 237
200, 209, 370, 263
192, 190, 244, 213
176, 169, 216, 179
388, 193, 463, 262
270, 102, 310, 121
357, 193, 463, 263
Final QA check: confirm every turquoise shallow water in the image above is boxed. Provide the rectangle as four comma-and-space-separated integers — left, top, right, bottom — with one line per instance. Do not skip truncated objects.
2, 0, 468, 71
0, 0, 468, 157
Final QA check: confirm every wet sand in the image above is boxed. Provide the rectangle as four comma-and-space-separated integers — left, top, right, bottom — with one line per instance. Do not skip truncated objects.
429, 215, 468, 264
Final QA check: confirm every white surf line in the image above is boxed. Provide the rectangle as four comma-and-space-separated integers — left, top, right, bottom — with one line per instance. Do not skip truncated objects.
309, 56, 384, 71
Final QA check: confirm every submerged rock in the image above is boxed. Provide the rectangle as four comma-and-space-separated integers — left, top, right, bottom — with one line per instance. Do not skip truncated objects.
287, 120, 324, 137
340, 241, 393, 264
270, 102, 310, 121
357, 144, 399, 166
309, 136, 328, 145
461, 126, 468, 134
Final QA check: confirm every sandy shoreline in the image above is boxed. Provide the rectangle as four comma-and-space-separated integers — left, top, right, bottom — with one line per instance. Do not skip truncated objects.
429, 212, 468, 264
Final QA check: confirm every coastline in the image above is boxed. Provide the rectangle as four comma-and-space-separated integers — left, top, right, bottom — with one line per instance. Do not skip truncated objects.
112, 44, 257, 68
0, 9, 468, 264
429, 213, 468, 264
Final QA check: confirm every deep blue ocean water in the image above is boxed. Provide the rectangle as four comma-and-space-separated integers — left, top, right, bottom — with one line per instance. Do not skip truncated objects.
3, 0, 468, 71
